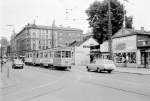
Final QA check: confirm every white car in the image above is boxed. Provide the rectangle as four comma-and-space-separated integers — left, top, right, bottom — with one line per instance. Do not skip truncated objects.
12, 59, 24, 69
86, 59, 116, 73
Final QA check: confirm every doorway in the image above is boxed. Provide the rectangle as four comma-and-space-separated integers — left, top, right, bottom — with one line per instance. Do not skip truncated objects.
141, 51, 149, 68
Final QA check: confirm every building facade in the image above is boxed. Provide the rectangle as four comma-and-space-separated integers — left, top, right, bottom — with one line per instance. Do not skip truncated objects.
10, 24, 83, 57
100, 28, 150, 68
69, 37, 99, 66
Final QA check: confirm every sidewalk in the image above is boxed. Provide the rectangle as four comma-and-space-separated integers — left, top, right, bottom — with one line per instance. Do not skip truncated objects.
72, 65, 150, 75
114, 67, 150, 75
0, 62, 18, 89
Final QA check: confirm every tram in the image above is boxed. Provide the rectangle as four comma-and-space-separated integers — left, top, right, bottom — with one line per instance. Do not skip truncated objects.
25, 47, 74, 69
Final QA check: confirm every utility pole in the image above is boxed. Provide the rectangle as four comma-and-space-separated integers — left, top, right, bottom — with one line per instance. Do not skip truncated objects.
0, 44, 2, 72
51, 20, 55, 48
108, 0, 113, 60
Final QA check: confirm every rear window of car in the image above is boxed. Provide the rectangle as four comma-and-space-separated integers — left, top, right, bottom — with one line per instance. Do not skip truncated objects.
95, 59, 114, 64
14, 59, 23, 64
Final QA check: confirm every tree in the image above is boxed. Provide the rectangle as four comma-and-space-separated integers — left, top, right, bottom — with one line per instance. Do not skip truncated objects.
125, 16, 133, 29
86, 0, 124, 44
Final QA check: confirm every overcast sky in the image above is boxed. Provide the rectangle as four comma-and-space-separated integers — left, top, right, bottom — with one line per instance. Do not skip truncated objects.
0, 0, 150, 40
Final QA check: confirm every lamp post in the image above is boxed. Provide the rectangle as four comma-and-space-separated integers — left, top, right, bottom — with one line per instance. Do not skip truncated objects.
51, 20, 55, 48
108, 0, 113, 60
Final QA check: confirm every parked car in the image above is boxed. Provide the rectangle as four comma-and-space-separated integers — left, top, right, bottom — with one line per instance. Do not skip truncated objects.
12, 59, 24, 69
86, 59, 116, 73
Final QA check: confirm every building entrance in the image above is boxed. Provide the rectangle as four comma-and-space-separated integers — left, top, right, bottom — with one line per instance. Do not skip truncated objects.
141, 50, 150, 68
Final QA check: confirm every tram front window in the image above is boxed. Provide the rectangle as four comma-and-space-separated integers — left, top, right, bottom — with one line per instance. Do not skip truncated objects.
66, 51, 71, 58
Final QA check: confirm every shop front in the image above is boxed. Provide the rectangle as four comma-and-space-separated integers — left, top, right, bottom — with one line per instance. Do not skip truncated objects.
137, 34, 150, 68
112, 35, 138, 67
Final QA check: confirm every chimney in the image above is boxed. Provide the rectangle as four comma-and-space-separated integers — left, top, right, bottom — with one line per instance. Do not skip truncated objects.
140, 27, 144, 32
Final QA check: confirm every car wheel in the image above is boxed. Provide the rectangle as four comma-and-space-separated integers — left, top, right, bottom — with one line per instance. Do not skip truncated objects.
87, 66, 90, 71
108, 70, 112, 73
97, 68, 101, 73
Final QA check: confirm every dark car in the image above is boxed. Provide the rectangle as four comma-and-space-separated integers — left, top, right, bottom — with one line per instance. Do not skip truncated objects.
12, 59, 24, 69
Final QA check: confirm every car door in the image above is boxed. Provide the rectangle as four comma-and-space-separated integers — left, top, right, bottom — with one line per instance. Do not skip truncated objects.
89, 61, 97, 70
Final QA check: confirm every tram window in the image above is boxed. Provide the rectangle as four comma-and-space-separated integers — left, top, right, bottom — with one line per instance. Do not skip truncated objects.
45, 52, 48, 58
54, 51, 61, 58
62, 51, 65, 58
37, 53, 39, 58
49, 51, 52, 57
40, 52, 43, 58
66, 51, 71, 58
33, 53, 35, 57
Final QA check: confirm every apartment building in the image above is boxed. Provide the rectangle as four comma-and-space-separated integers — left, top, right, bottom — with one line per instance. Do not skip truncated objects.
10, 23, 83, 56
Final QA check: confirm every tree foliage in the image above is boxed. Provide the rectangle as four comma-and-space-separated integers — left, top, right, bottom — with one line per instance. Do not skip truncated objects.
86, 0, 124, 44
125, 16, 133, 29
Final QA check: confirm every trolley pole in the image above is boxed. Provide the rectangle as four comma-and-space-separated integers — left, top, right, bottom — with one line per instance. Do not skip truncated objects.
108, 0, 113, 60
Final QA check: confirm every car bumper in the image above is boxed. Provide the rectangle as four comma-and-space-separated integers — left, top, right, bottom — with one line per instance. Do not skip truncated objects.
13, 65, 24, 68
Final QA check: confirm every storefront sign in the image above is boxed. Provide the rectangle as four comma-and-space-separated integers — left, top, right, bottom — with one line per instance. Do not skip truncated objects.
113, 35, 137, 52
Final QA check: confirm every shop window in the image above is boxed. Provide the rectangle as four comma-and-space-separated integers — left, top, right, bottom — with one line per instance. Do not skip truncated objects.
114, 52, 136, 63
126, 52, 136, 63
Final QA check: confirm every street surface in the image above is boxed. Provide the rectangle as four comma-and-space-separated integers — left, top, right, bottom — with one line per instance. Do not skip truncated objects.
1, 61, 150, 101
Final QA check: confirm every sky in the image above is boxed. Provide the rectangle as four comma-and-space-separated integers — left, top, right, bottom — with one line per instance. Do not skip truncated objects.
0, 0, 150, 41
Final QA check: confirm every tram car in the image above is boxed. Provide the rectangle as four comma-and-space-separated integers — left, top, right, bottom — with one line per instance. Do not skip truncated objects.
32, 51, 41, 66
25, 46, 74, 69
25, 51, 33, 65
53, 47, 73, 69
39, 49, 54, 67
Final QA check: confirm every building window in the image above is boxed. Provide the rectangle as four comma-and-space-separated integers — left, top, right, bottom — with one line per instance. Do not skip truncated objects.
33, 32, 36, 37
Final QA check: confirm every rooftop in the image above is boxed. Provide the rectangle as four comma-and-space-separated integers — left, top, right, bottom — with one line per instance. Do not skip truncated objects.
112, 28, 150, 38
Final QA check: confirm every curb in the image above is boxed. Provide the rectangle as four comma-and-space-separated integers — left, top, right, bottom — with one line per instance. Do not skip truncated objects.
114, 70, 150, 75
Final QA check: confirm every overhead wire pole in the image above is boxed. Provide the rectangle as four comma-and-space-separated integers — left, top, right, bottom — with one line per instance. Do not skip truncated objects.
51, 20, 55, 48
0, 44, 2, 72
108, 0, 113, 60
5, 24, 14, 78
